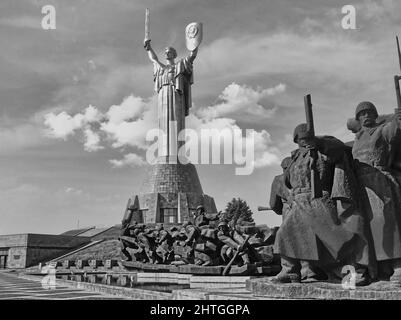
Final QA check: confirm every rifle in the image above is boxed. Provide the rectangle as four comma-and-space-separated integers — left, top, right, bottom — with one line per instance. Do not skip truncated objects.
304, 94, 323, 199
257, 206, 273, 211
388, 36, 401, 170
395, 36, 401, 111
222, 235, 251, 276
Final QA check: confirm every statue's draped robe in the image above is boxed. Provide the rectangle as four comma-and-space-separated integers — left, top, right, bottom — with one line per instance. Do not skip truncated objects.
153, 57, 194, 157
274, 136, 370, 268
352, 119, 401, 262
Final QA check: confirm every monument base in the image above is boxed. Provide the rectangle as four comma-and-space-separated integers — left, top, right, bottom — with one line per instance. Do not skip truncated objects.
129, 157, 217, 224
247, 277, 401, 300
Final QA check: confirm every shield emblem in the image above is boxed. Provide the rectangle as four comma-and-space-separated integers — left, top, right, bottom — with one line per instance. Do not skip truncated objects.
185, 22, 203, 51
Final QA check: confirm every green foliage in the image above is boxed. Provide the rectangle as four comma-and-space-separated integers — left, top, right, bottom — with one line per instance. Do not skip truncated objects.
222, 198, 254, 228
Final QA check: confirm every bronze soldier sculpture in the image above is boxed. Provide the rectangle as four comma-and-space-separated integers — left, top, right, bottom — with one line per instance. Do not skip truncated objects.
350, 101, 401, 280
193, 205, 219, 228
272, 119, 368, 284
217, 221, 251, 266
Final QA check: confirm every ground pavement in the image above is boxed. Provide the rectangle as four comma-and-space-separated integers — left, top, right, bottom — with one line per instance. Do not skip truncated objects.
0, 271, 125, 300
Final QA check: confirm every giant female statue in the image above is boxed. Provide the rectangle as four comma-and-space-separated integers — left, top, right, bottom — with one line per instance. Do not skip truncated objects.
143, 22, 202, 158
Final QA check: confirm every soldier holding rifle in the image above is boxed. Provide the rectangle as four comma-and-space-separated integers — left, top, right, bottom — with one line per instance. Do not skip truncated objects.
272, 95, 369, 284
349, 37, 401, 280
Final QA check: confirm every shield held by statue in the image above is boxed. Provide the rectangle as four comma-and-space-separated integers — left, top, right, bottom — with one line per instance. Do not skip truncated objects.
185, 22, 203, 50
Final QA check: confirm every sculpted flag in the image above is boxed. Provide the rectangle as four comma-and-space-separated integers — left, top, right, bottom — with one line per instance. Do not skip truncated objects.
185, 22, 203, 50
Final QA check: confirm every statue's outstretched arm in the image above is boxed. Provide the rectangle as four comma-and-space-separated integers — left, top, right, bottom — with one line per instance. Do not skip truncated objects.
144, 40, 163, 67
188, 47, 198, 63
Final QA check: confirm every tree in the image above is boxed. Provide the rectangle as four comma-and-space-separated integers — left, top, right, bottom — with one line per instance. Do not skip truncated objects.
222, 198, 254, 228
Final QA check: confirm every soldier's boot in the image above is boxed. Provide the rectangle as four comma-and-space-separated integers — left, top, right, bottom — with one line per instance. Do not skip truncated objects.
390, 259, 401, 282
270, 255, 301, 284
378, 260, 394, 281
301, 261, 327, 282
355, 266, 371, 287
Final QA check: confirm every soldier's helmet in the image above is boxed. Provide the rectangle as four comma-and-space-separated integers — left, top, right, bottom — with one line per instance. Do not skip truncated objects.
280, 157, 292, 170
355, 101, 378, 120
293, 123, 313, 143
155, 224, 164, 231
218, 221, 228, 229
196, 205, 205, 213
133, 228, 141, 236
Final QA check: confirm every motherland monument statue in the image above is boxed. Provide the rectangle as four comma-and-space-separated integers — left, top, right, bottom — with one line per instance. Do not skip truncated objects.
143, 11, 202, 159
122, 9, 216, 226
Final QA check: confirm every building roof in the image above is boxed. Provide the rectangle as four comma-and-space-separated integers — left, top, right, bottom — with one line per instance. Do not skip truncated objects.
78, 227, 112, 238
60, 227, 95, 237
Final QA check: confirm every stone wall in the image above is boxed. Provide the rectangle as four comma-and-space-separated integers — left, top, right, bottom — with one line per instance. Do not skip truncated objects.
7, 247, 28, 269
140, 161, 203, 194
27, 234, 89, 248
0, 234, 91, 268
26, 247, 72, 267
0, 234, 28, 248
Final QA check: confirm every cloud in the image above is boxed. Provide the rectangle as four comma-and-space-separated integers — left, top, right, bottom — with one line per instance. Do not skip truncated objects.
106, 95, 147, 124
196, 82, 285, 122
252, 130, 281, 168
100, 96, 157, 149
44, 105, 103, 140
83, 128, 103, 152
44, 83, 282, 169
110, 153, 147, 168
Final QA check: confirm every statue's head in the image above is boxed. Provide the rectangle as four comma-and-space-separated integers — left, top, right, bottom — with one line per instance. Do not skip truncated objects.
293, 123, 316, 148
355, 101, 378, 127
164, 46, 177, 60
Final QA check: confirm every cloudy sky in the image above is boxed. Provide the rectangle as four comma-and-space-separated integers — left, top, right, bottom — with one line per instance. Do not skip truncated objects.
1, 0, 401, 234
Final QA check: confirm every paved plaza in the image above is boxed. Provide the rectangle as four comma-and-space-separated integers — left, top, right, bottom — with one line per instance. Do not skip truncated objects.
0, 271, 124, 300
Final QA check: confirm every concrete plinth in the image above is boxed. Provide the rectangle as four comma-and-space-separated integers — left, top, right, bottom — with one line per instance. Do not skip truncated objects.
128, 157, 217, 224
247, 277, 401, 300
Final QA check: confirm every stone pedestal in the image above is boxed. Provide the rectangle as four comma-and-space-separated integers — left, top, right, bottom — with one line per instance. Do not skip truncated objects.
129, 157, 217, 224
